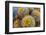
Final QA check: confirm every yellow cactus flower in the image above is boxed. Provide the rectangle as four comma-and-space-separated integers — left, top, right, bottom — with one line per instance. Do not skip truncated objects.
18, 7, 24, 13
14, 19, 20, 28
32, 10, 40, 16
22, 16, 35, 27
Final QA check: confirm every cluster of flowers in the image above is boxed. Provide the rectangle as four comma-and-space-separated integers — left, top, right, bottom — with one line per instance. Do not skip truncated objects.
13, 7, 40, 28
